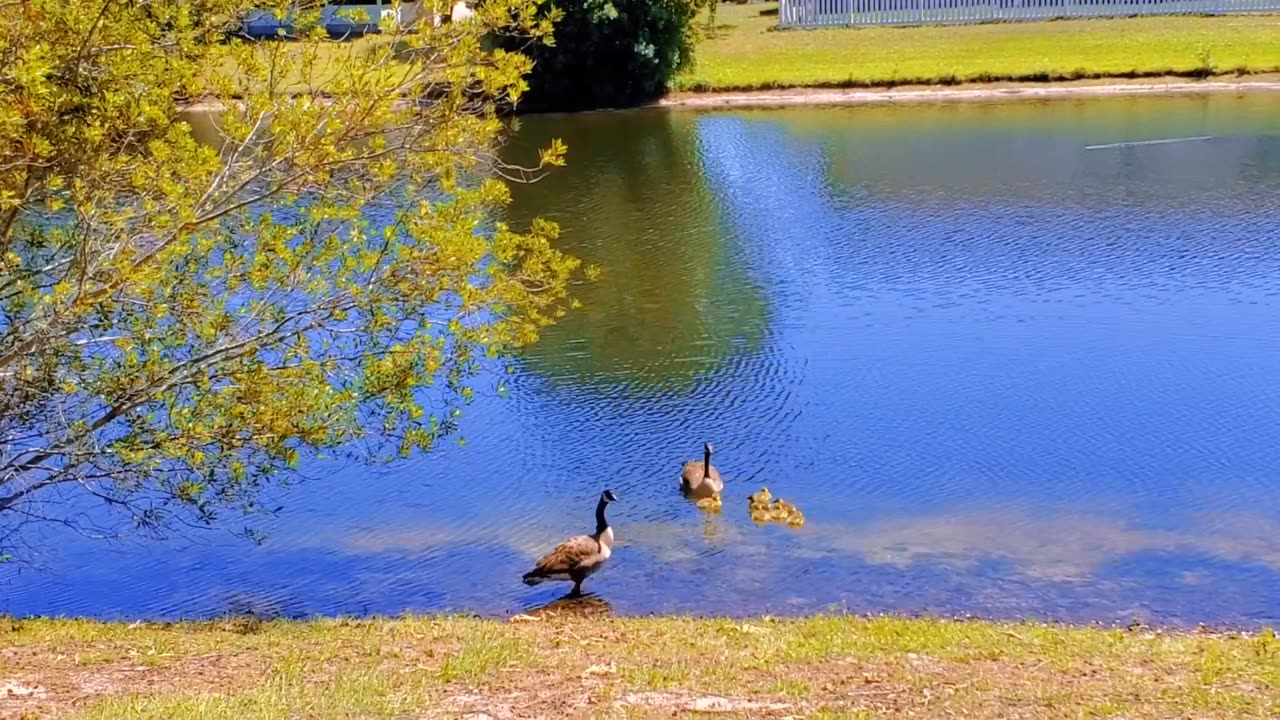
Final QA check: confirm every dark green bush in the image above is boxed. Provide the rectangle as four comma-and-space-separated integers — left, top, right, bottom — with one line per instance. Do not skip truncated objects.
509, 0, 699, 112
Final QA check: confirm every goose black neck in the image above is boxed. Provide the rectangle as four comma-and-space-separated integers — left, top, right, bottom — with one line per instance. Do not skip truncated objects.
702, 445, 712, 479
595, 496, 609, 534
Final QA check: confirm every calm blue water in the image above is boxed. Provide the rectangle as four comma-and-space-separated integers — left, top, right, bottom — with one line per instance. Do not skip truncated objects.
4, 94, 1280, 627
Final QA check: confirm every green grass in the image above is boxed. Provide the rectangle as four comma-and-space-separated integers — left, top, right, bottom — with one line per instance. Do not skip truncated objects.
206, 35, 400, 96
4, 614, 1278, 718
676, 2, 1280, 90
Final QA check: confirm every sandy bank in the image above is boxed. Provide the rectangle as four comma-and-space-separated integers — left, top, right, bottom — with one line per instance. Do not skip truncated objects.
660, 75, 1280, 109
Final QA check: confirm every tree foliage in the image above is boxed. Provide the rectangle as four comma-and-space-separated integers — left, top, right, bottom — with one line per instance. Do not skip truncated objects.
507, 0, 700, 111
0, 0, 580, 545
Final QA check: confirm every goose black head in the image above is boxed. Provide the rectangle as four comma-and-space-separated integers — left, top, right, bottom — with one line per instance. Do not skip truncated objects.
602, 489, 618, 503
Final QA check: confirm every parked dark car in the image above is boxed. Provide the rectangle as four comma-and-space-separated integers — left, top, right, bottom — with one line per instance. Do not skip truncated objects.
236, 2, 417, 39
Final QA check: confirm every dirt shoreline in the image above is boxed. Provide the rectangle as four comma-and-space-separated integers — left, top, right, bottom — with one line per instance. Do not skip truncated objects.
6, 614, 1278, 719
178, 75, 1280, 114
659, 75, 1280, 109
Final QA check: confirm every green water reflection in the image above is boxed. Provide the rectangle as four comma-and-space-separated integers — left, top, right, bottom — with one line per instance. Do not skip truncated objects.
503, 111, 768, 393
788, 94, 1280, 205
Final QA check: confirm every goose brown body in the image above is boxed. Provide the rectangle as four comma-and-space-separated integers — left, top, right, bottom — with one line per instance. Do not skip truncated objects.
680, 442, 723, 499
522, 490, 617, 596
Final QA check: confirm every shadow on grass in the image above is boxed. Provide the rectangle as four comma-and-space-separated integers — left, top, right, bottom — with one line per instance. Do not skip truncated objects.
702, 22, 741, 38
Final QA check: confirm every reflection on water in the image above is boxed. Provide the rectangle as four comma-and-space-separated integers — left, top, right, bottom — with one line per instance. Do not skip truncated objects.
503, 111, 769, 393
524, 591, 613, 618
811, 507, 1280, 580
4, 94, 1280, 627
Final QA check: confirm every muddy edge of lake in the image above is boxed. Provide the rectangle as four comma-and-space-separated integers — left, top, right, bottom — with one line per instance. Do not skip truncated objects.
657, 75, 1280, 110
178, 75, 1280, 114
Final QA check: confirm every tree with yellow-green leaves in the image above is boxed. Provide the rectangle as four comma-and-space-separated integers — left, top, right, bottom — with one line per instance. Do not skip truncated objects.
0, 0, 581, 547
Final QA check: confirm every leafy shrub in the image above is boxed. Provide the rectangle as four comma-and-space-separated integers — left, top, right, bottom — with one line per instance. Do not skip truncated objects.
508, 0, 699, 111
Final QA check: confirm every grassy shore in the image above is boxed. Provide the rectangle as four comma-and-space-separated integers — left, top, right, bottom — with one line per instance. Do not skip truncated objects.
676, 3, 1280, 91
5, 613, 1278, 718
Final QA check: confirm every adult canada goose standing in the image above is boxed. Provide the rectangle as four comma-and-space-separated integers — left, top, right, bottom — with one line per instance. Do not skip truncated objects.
680, 442, 723, 499
522, 490, 618, 596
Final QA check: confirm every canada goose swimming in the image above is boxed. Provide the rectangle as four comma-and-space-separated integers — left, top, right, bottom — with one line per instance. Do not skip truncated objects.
522, 489, 618, 596
680, 442, 723, 499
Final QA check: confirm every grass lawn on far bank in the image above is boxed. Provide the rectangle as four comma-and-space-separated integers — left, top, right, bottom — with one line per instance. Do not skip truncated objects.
4, 614, 1278, 718
676, 3, 1280, 90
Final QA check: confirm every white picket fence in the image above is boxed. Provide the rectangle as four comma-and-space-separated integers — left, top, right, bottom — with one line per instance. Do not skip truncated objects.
779, 0, 1280, 27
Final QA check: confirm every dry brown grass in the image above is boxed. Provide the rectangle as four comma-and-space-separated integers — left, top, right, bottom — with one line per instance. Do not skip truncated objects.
2, 612, 1277, 719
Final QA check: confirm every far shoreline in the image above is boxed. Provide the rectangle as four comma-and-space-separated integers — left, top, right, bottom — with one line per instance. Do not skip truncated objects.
657, 74, 1280, 110
177, 74, 1280, 115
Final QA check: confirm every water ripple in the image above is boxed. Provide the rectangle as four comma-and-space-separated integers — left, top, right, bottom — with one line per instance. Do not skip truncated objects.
5, 96, 1280, 627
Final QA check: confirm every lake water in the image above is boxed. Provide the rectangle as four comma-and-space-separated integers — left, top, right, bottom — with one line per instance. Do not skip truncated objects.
4, 94, 1280, 627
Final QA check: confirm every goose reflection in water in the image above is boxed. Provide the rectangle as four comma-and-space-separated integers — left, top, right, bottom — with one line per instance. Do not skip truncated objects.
524, 591, 613, 618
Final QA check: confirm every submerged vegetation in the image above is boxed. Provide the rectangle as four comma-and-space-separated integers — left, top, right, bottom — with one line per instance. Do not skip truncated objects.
677, 3, 1280, 91
3, 614, 1277, 718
